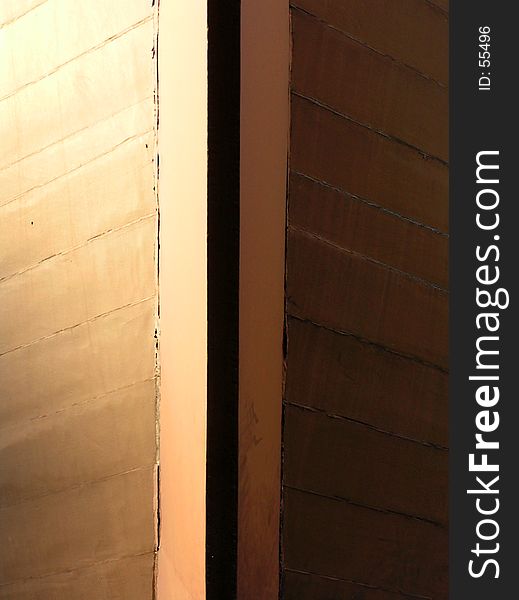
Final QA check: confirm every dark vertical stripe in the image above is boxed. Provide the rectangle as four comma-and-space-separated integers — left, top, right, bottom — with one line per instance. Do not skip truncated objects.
451, 2, 517, 597
206, 0, 241, 598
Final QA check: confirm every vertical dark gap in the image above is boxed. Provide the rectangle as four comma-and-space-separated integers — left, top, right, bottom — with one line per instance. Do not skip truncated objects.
206, 0, 241, 598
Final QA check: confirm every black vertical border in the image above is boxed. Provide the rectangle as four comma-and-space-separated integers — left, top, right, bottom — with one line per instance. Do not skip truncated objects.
451, 3, 517, 598
206, 0, 241, 598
